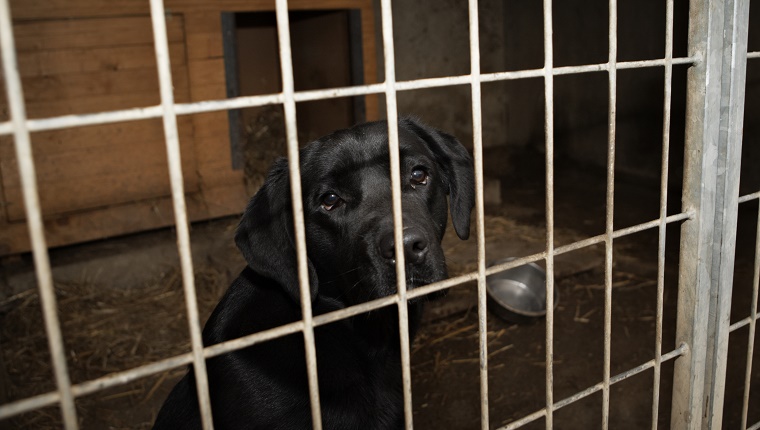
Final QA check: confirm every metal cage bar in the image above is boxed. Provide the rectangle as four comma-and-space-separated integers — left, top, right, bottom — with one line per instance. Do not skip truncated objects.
700, 0, 750, 426
148, 0, 216, 428
541, 0, 556, 428
601, 1, 618, 428
466, 0, 491, 429
671, 0, 725, 426
377, 0, 415, 428
671, 0, 750, 428
0, 0, 79, 428
0, 0, 755, 428
651, 1, 675, 428
273, 0, 325, 428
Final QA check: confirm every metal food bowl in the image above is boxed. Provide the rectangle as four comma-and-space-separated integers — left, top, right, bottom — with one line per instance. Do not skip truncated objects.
486, 258, 559, 324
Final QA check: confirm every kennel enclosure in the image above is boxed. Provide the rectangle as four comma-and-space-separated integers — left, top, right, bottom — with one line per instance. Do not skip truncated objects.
0, 0, 758, 429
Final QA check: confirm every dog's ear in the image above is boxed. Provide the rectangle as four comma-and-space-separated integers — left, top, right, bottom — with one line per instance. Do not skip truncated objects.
400, 117, 475, 240
235, 158, 319, 303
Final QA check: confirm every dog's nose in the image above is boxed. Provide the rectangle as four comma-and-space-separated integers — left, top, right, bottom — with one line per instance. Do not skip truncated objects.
379, 228, 429, 264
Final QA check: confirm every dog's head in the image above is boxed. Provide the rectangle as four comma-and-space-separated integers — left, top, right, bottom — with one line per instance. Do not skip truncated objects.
235, 117, 474, 307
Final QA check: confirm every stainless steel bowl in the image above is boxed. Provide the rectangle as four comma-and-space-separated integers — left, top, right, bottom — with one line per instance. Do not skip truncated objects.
486, 258, 559, 324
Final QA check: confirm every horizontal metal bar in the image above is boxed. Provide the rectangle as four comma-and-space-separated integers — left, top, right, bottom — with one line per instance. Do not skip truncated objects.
499, 344, 688, 430
749, 421, 760, 430
0, 105, 165, 135
739, 191, 760, 203
0, 392, 60, 422
748, 51, 760, 59
0, 351, 194, 420
552, 211, 694, 257
482, 56, 697, 82
0, 56, 699, 137
728, 313, 760, 332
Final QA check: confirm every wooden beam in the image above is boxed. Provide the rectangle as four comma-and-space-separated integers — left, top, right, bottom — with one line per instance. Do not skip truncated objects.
0, 181, 247, 256
12, 16, 185, 51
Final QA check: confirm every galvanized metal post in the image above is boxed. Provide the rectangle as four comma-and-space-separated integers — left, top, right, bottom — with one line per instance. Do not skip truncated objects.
702, 0, 750, 427
671, 0, 722, 427
671, 0, 750, 428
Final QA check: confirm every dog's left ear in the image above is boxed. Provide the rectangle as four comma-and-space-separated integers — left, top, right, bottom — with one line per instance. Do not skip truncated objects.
235, 158, 319, 304
400, 117, 475, 240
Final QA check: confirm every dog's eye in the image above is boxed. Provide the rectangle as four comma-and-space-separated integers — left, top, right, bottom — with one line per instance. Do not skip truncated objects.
321, 193, 343, 211
410, 168, 428, 186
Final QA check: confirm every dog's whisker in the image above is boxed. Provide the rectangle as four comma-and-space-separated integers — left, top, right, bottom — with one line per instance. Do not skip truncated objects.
333, 272, 371, 302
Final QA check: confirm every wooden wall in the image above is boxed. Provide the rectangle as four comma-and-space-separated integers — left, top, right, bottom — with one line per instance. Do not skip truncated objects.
0, 0, 377, 255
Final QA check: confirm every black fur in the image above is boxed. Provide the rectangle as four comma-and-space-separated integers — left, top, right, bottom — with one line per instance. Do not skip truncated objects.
153, 118, 475, 429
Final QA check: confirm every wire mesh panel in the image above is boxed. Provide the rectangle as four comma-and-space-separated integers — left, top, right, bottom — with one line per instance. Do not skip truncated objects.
0, 0, 755, 429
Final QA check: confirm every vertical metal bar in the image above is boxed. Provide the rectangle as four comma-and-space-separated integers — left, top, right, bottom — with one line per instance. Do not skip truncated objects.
670, 0, 725, 428
542, 0, 556, 428
739, 200, 760, 429
466, 1, 489, 429
273, 2, 324, 429
651, 1, 674, 429
702, 0, 750, 427
148, 1, 215, 428
602, 1, 617, 429
0, 1, 79, 428
742, 200, 760, 429
378, 1, 415, 428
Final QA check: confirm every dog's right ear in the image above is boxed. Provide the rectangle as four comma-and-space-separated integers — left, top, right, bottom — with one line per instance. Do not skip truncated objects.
400, 117, 475, 240
235, 158, 318, 304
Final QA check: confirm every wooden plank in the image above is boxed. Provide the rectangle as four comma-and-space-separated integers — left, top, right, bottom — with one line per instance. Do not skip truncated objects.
185, 81, 229, 102
0, 118, 195, 183
189, 113, 246, 187
15, 43, 186, 78
21, 67, 189, 103
186, 58, 227, 102
190, 111, 229, 141
9, 0, 150, 21
20, 65, 191, 118
12, 16, 185, 52
359, 4, 379, 120
0, 181, 247, 256
0, 118, 198, 220
184, 13, 224, 60
198, 165, 245, 189
186, 30, 224, 61
188, 58, 227, 91
8, 0, 372, 21
7, 116, 194, 150
165, 0, 370, 13
4, 163, 196, 221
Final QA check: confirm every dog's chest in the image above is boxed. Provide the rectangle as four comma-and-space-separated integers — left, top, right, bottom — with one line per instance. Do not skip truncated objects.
312, 323, 406, 428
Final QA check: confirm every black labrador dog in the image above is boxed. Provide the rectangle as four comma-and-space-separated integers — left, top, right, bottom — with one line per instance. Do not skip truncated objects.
153, 118, 474, 429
